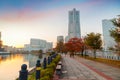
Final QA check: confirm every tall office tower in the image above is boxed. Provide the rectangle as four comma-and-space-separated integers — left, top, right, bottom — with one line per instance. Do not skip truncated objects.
102, 19, 116, 51
68, 8, 81, 39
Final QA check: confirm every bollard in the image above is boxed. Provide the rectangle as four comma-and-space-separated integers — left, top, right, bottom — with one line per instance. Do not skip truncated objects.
43, 57, 47, 69
36, 60, 41, 80
54, 54, 55, 58
48, 56, 50, 65
19, 64, 28, 80
55, 53, 57, 58
51, 55, 54, 60
50, 56, 52, 62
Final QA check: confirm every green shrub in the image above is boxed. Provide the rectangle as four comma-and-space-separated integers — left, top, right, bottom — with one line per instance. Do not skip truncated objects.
47, 62, 56, 69
41, 69, 46, 77
28, 72, 35, 80
45, 68, 54, 78
40, 76, 50, 80
52, 55, 61, 64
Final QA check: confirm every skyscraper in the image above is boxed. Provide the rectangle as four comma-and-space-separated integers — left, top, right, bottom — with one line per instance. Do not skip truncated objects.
68, 8, 81, 39
102, 19, 116, 50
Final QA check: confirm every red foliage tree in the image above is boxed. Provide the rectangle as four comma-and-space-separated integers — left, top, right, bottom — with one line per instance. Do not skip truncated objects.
65, 37, 84, 54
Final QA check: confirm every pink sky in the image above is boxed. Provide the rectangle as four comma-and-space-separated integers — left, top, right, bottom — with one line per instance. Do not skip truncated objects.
0, 0, 120, 48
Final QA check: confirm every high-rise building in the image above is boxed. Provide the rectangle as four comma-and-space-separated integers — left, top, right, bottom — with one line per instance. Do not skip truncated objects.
68, 8, 81, 39
102, 19, 116, 51
57, 36, 64, 42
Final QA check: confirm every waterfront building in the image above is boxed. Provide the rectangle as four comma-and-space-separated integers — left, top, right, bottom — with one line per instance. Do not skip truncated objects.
24, 38, 53, 52
102, 19, 116, 51
45, 42, 53, 51
30, 38, 46, 51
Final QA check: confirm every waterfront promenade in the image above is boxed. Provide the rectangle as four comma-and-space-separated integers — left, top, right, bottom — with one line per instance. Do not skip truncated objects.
53, 54, 120, 80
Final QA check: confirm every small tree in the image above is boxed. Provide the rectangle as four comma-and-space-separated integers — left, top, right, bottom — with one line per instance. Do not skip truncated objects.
38, 49, 43, 58
39, 50, 43, 53
84, 32, 102, 58
55, 41, 64, 53
62, 44, 68, 55
110, 15, 120, 51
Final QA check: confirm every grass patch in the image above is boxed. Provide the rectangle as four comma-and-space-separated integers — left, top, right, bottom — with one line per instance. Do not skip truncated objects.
80, 55, 120, 68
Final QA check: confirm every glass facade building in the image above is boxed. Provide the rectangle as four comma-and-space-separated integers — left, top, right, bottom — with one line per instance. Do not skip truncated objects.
102, 19, 116, 50
68, 8, 81, 39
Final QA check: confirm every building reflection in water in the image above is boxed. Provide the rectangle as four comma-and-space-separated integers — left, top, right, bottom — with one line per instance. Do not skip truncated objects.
0, 53, 45, 80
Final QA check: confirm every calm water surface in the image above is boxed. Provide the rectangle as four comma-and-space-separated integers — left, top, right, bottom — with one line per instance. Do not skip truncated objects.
0, 54, 45, 80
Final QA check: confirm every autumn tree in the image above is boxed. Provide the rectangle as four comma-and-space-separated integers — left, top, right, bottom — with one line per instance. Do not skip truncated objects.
84, 32, 102, 58
110, 15, 120, 50
65, 37, 84, 56
55, 41, 64, 53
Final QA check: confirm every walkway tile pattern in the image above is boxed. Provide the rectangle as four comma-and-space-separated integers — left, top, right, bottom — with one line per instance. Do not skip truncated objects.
75, 56, 120, 80
60, 55, 105, 80
53, 55, 120, 80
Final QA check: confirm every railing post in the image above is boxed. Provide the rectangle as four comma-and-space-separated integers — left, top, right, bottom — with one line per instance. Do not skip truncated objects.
36, 60, 41, 80
48, 56, 50, 65
19, 64, 28, 80
43, 57, 47, 69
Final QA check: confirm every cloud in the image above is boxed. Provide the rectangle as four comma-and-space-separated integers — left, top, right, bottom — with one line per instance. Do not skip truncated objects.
0, 0, 102, 23
0, 8, 61, 23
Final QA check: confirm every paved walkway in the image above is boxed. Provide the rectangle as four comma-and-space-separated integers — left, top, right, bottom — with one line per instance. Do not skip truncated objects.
53, 55, 120, 80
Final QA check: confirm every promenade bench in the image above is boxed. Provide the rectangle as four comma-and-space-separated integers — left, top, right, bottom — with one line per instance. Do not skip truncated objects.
58, 61, 62, 65
56, 61, 62, 75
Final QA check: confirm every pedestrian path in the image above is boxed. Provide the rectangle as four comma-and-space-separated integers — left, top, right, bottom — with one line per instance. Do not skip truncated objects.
53, 55, 120, 80
75, 56, 120, 80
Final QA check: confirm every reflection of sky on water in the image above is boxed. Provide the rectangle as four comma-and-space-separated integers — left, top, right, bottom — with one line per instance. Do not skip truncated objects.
0, 54, 46, 80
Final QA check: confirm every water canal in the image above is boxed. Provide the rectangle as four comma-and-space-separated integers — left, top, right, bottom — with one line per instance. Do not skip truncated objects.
0, 54, 45, 80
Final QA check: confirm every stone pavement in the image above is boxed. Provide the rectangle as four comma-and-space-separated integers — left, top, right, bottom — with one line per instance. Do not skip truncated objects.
75, 56, 120, 80
53, 54, 120, 80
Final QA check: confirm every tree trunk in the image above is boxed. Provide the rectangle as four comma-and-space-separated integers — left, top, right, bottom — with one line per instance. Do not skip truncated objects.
84, 50, 86, 57
117, 42, 120, 56
94, 49, 96, 59
81, 49, 84, 56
